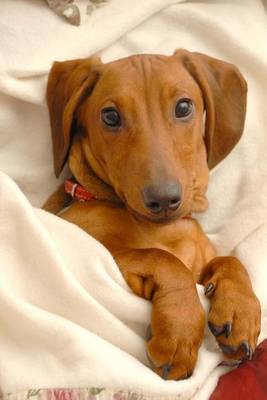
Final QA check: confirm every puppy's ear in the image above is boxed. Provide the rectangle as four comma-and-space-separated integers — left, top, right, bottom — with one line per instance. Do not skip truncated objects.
174, 49, 247, 169
46, 56, 102, 177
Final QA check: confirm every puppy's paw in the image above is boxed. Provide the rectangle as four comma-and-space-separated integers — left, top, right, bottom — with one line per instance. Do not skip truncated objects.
205, 277, 261, 362
146, 286, 205, 380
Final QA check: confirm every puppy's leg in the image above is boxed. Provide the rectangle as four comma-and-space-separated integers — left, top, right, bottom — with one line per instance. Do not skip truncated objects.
114, 248, 205, 380
200, 257, 261, 362
42, 184, 72, 215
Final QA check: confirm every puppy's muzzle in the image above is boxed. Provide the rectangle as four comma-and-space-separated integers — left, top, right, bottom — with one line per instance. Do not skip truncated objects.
142, 182, 182, 214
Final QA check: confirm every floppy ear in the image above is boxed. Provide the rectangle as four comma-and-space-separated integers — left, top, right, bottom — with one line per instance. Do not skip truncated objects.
46, 56, 102, 177
174, 50, 247, 169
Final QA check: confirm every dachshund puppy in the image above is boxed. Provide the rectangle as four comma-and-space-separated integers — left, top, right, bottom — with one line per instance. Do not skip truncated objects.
44, 50, 261, 380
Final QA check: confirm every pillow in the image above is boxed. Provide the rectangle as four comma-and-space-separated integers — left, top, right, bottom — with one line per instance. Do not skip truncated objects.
210, 339, 267, 400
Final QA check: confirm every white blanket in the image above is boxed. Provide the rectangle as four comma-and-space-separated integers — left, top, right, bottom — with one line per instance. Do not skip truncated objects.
0, 0, 267, 398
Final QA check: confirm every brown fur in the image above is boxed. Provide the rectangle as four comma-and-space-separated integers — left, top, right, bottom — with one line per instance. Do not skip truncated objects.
43, 50, 261, 380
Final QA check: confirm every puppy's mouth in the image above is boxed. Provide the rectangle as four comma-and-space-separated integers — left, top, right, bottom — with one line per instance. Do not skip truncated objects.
127, 205, 188, 225
117, 188, 192, 224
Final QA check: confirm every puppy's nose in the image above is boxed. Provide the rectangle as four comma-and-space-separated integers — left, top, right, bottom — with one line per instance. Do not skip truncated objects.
142, 182, 182, 214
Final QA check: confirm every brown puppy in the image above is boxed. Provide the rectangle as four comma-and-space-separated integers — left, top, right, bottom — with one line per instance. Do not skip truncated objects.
44, 50, 261, 380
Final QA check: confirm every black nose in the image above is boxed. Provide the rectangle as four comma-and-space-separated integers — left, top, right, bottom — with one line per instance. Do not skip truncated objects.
142, 182, 182, 214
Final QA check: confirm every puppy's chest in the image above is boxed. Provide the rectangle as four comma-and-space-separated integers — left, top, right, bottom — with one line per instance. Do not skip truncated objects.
61, 202, 214, 274
136, 219, 212, 272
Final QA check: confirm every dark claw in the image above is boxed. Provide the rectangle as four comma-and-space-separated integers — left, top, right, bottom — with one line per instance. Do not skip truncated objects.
146, 324, 152, 341
249, 346, 254, 361
241, 341, 253, 360
162, 363, 172, 380
176, 371, 192, 381
219, 343, 238, 355
208, 321, 232, 338
219, 359, 242, 367
204, 282, 215, 296
208, 321, 225, 337
241, 341, 250, 358
224, 322, 232, 338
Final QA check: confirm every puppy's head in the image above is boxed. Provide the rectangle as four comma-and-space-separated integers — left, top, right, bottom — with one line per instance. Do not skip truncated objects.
47, 50, 247, 223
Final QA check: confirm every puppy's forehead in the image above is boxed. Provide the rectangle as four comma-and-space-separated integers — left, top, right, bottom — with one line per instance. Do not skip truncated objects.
107, 54, 171, 74
98, 54, 197, 93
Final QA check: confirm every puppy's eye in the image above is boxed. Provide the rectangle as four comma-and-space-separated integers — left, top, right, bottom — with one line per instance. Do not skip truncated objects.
175, 98, 193, 119
101, 107, 121, 128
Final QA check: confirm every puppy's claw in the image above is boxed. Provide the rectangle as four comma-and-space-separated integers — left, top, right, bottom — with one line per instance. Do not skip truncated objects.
219, 341, 253, 361
224, 322, 232, 338
208, 321, 232, 338
241, 341, 253, 360
177, 371, 192, 380
219, 343, 238, 355
162, 363, 172, 380
204, 282, 215, 296
146, 324, 152, 341
219, 359, 242, 367
249, 346, 254, 360
249, 347, 253, 360
208, 321, 225, 337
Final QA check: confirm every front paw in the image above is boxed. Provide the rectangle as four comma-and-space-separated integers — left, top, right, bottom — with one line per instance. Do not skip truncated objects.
204, 259, 261, 362
146, 286, 205, 380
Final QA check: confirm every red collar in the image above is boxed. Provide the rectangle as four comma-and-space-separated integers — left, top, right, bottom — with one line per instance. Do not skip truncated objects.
65, 180, 96, 202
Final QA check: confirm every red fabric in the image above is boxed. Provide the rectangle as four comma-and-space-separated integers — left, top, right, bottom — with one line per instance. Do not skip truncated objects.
65, 180, 95, 202
210, 339, 267, 400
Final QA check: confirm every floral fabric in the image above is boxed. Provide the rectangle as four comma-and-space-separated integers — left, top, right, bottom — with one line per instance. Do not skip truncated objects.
0, 389, 147, 400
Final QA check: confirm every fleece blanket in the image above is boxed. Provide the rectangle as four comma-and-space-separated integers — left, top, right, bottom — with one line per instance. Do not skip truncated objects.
1, 0, 267, 398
